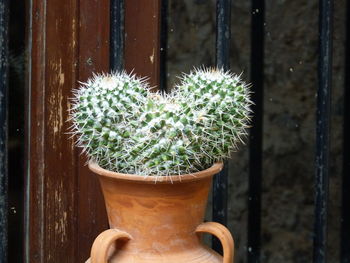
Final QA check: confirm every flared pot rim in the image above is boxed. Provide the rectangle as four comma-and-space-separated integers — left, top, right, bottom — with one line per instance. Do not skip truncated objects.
88, 161, 223, 184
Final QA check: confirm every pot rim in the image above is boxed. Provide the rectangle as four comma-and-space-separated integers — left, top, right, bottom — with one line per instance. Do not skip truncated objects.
88, 161, 223, 184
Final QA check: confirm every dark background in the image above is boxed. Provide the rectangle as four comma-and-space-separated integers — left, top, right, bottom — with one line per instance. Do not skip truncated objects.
8, 0, 26, 262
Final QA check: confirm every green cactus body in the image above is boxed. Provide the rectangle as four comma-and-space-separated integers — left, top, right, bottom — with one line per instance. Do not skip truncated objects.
70, 68, 252, 177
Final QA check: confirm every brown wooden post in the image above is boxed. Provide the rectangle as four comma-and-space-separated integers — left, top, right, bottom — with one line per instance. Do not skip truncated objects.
27, 1, 80, 261
26, 0, 161, 262
76, 1, 111, 262
27, 1, 109, 262
124, 0, 161, 89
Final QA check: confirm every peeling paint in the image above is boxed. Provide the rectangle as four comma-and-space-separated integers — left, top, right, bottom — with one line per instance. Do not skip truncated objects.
54, 180, 68, 243
59, 73, 65, 85
72, 18, 76, 48
149, 48, 155, 64
47, 58, 65, 146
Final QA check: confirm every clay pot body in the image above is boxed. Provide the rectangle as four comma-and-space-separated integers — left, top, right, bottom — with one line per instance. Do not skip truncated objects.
86, 162, 234, 263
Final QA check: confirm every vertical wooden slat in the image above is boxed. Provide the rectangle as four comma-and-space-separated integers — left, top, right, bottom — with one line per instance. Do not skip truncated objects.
45, 1, 79, 259
0, 0, 9, 262
26, 0, 47, 261
26, 1, 110, 262
313, 0, 333, 262
212, 0, 231, 254
342, 1, 350, 261
27, 0, 161, 261
77, 1, 110, 262
248, 0, 265, 262
124, 0, 161, 89
28, 1, 79, 261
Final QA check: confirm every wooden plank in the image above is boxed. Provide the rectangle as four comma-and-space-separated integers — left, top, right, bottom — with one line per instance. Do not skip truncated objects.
77, 1, 110, 262
27, 0, 161, 261
27, 1, 110, 262
28, 0, 79, 262
44, 0, 79, 261
26, 0, 47, 261
124, 0, 161, 89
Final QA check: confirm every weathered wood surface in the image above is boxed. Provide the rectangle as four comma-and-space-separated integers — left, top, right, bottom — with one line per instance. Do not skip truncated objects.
27, 0, 161, 262
125, 0, 161, 89
77, 1, 110, 262
27, 1, 109, 262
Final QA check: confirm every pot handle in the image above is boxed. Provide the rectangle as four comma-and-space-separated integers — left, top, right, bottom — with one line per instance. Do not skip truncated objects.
90, 229, 132, 263
196, 222, 235, 263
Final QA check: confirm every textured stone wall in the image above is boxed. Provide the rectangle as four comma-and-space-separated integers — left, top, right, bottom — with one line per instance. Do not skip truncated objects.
167, 0, 345, 262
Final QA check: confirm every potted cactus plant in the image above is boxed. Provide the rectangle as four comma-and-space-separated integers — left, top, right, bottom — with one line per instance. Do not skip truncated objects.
70, 68, 252, 263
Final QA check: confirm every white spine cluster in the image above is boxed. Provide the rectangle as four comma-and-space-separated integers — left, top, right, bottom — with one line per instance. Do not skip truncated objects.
70, 68, 252, 176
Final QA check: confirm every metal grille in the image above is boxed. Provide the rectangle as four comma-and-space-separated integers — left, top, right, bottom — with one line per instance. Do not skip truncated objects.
108, 1, 344, 262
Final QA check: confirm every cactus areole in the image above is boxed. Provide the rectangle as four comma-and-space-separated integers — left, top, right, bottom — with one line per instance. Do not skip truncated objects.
70, 68, 252, 177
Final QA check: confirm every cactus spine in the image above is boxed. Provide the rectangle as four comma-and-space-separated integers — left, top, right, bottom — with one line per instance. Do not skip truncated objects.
70, 68, 252, 177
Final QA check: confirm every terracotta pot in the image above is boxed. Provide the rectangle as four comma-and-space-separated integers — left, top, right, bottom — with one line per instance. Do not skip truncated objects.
86, 161, 234, 263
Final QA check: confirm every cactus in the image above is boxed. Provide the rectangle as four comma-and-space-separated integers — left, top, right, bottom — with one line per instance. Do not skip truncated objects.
70, 68, 252, 176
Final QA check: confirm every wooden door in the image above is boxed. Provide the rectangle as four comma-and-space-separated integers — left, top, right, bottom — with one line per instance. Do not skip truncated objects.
26, 0, 161, 262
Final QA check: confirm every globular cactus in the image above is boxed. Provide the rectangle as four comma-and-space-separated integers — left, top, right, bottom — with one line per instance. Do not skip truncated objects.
69, 72, 149, 170
174, 68, 252, 168
70, 68, 252, 177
